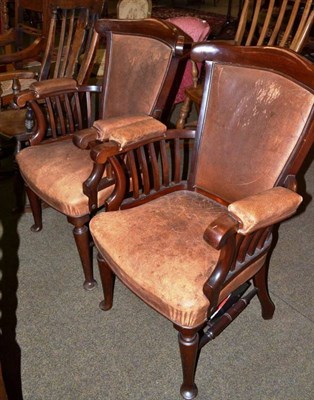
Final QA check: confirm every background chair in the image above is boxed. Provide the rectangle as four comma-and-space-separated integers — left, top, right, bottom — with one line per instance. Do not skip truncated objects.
87, 44, 313, 399
117, 0, 152, 19
0, 0, 104, 184
165, 16, 210, 112
15, 18, 192, 290
176, 0, 314, 128
0, 0, 104, 108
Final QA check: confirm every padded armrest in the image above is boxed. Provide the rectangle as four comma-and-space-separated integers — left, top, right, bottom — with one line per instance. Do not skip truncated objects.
30, 77, 78, 98
93, 114, 167, 149
228, 187, 303, 235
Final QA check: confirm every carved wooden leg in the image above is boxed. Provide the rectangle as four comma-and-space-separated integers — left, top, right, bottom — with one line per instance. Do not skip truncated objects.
175, 325, 200, 400
97, 252, 116, 311
253, 261, 275, 320
25, 184, 42, 232
68, 216, 97, 291
176, 96, 192, 129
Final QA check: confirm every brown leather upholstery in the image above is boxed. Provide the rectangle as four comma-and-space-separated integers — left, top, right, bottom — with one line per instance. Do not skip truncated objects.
100, 34, 173, 119
228, 187, 303, 235
91, 190, 268, 328
16, 140, 113, 217
195, 64, 314, 203
93, 115, 166, 148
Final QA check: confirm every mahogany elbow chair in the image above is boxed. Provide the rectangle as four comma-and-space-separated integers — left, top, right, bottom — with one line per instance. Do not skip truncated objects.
15, 18, 192, 289
86, 44, 314, 398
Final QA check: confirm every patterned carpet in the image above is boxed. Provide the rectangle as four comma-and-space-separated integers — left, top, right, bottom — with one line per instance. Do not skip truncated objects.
151, 6, 230, 37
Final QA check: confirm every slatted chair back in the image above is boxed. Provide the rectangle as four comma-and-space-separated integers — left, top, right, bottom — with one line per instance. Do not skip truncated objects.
235, 0, 313, 52
38, 0, 104, 84
0, 0, 9, 34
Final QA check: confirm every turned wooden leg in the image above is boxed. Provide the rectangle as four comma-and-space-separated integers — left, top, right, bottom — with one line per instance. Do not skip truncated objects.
97, 252, 116, 311
68, 216, 97, 291
175, 325, 200, 400
25, 184, 42, 232
253, 262, 275, 320
176, 96, 192, 129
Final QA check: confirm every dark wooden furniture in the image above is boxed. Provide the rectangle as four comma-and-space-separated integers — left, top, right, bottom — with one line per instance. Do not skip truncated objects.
85, 44, 313, 398
0, 363, 7, 400
0, 0, 104, 185
15, 18, 192, 290
176, 0, 314, 128
0, 0, 104, 108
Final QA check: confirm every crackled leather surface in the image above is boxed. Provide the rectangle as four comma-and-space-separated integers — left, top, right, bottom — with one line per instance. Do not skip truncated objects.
93, 114, 166, 148
91, 190, 226, 328
101, 34, 172, 119
195, 64, 314, 203
16, 140, 113, 217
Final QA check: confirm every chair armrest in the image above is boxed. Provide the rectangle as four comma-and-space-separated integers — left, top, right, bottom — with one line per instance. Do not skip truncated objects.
93, 115, 167, 148
0, 71, 35, 82
227, 187, 302, 235
73, 128, 99, 149
29, 78, 78, 98
15, 77, 79, 108
0, 37, 45, 65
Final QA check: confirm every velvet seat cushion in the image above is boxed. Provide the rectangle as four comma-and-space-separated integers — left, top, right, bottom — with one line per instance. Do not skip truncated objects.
16, 139, 113, 217
91, 191, 225, 328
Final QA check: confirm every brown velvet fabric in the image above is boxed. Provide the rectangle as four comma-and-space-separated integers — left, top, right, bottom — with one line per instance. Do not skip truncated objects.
101, 34, 172, 119
228, 187, 302, 234
90, 190, 227, 328
16, 140, 113, 217
0, 109, 26, 137
30, 78, 77, 97
195, 64, 314, 203
93, 114, 167, 148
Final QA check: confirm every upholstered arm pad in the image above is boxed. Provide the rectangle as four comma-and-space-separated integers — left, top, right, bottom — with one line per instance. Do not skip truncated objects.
30, 77, 78, 98
228, 187, 302, 235
93, 114, 167, 149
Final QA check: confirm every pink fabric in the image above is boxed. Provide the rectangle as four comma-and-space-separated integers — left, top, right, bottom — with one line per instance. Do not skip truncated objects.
167, 17, 210, 104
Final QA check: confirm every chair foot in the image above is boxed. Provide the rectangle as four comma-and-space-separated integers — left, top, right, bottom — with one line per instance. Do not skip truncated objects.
180, 384, 198, 400
31, 223, 42, 232
83, 279, 97, 291
99, 299, 113, 311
